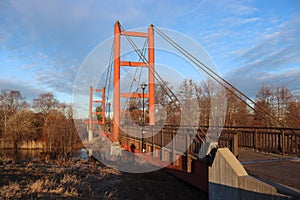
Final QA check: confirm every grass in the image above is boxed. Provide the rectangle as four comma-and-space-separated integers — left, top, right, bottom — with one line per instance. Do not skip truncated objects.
0, 158, 110, 199
0, 155, 207, 199
1, 182, 22, 199
0, 171, 87, 199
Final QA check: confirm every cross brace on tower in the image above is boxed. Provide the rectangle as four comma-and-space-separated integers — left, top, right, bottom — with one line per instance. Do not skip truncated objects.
113, 21, 155, 143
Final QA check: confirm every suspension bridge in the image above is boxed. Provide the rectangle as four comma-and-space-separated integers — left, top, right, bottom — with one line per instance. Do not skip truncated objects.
83, 21, 300, 199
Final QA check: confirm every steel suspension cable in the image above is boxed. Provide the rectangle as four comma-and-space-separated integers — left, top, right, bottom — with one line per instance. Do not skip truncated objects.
122, 33, 180, 108
123, 39, 148, 114
153, 26, 284, 128
104, 39, 114, 120
104, 44, 112, 89
129, 39, 148, 93
135, 40, 148, 93
120, 25, 206, 142
119, 25, 180, 106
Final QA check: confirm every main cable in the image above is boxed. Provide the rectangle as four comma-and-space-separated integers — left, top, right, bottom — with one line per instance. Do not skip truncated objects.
153, 26, 285, 129
120, 25, 205, 143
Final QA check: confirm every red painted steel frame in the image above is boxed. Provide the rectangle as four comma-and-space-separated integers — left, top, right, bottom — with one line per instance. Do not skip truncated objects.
113, 21, 155, 142
113, 21, 121, 142
89, 86, 93, 132
88, 86, 105, 129
148, 25, 155, 125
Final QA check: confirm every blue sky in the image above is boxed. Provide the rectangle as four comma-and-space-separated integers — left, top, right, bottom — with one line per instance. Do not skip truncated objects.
0, 0, 299, 105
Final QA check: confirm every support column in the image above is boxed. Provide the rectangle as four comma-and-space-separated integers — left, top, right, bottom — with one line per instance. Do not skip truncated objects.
148, 24, 155, 125
112, 22, 155, 140
113, 21, 121, 143
88, 86, 93, 141
102, 87, 105, 124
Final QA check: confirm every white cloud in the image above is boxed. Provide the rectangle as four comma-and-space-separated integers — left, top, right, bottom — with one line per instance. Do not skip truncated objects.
197, 0, 258, 17
223, 16, 261, 28
228, 3, 258, 16
1, 0, 199, 98
226, 68, 300, 99
220, 11, 300, 98
226, 41, 300, 97
1, 0, 299, 104
0, 78, 47, 102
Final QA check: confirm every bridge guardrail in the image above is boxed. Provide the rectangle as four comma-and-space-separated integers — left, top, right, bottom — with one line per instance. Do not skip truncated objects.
120, 125, 300, 157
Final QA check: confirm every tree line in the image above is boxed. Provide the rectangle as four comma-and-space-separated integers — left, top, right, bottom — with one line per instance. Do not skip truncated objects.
1, 81, 299, 155
180, 80, 300, 128
126, 80, 300, 129
0, 90, 82, 156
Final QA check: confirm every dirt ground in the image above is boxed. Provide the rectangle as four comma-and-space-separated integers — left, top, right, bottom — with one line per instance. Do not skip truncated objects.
0, 159, 207, 199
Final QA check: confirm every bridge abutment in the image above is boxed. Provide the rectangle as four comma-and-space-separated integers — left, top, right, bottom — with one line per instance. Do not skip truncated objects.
208, 148, 286, 200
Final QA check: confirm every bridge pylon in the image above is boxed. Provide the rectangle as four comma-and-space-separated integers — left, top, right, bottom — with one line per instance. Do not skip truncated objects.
87, 86, 105, 141
113, 21, 155, 143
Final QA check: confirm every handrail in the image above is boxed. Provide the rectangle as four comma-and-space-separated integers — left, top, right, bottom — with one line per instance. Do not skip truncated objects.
120, 124, 300, 156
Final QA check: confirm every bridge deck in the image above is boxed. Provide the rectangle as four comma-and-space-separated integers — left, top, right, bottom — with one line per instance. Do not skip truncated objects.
238, 148, 300, 195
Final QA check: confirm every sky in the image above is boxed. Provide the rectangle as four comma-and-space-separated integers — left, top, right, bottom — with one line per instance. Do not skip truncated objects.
1, 0, 300, 106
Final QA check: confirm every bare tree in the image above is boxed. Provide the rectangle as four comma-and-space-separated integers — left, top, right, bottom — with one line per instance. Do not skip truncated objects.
286, 100, 300, 128
0, 90, 27, 113
0, 90, 28, 147
32, 112, 44, 141
196, 80, 211, 126
6, 110, 35, 150
178, 79, 200, 126
254, 85, 275, 126
225, 91, 250, 126
64, 105, 81, 152
43, 109, 66, 154
126, 98, 141, 124
33, 93, 59, 119
254, 85, 293, 127
274, 85, 293, 122
155, 82, 180, 126
43, 106, 81, 156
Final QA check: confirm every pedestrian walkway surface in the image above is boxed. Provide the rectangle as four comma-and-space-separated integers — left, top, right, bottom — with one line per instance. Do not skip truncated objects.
238, 148, 300, 198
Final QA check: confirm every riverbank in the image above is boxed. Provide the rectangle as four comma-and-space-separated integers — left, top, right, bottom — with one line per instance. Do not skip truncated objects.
0, 157, 206, 199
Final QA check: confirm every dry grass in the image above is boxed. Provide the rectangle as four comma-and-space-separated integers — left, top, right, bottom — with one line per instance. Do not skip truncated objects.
0, 174, 83, 199
0, 156, 207, 199
0, 159, 113, 199
0, 182, 22, 199
0, 155, 13, 165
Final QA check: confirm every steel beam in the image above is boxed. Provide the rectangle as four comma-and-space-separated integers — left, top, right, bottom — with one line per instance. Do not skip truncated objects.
148, 24, 155, 125
120, 61, 147, 67
120, 92, 149, 98
121, 31, 148, 37
113, 21, 121, 143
